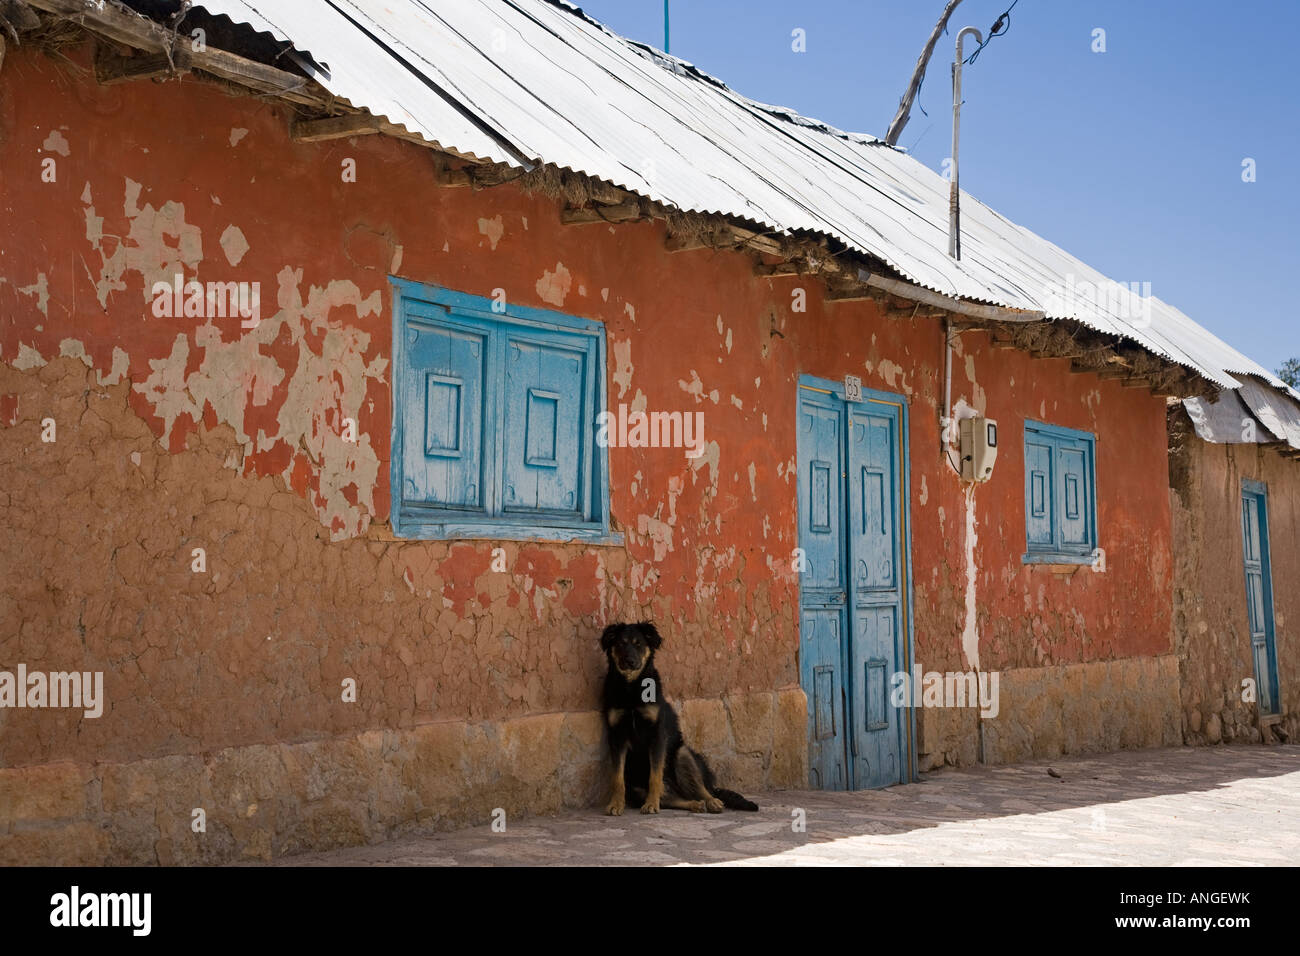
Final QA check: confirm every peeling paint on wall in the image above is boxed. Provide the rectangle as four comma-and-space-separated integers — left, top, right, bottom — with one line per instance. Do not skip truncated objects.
535, 261, 571, 306
17, 274, 48, 316
876, 358, 913, 397
961, 483, 981, 671
41, 129, 70, 156
637, 512, 675, 561
13, 343, 46, 370
58, 338, 91, 366
478, 215, 504, 250
220, 225, 250, 266
612, 338, 634, 398
85, 178, 203, 308
678, 369, 719, 404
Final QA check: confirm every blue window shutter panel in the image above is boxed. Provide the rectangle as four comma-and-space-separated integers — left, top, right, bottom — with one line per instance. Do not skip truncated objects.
402, 320, 487, 512
1025, 437, 1055, 548
1057, 443, 1090, 551
502, 335, 587, 517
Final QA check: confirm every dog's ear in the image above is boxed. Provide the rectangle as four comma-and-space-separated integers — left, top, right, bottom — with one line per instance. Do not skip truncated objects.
636, 621, 663, 649
599, 624, 620, 652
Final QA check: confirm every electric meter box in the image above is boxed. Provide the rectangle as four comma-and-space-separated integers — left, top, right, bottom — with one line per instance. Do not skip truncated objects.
960, 417, 998, 482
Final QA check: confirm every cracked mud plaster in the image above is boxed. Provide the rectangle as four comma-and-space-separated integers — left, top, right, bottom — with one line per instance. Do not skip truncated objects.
0, 357, 641, 769
132, 268, 388, 539
9, 44, 803, 720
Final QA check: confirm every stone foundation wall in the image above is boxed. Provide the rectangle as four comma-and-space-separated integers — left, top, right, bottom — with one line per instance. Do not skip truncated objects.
916, 656, 1183, 769
0, 688, 806, 865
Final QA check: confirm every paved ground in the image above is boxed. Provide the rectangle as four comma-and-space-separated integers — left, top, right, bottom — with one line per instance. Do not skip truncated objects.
274, 745, 1300, 866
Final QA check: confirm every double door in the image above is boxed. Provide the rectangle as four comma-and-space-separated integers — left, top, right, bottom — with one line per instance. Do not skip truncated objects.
796, 379, 913, 790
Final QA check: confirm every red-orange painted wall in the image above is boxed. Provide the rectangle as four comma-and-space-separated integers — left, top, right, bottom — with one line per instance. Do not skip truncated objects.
0, 47, 1173, 769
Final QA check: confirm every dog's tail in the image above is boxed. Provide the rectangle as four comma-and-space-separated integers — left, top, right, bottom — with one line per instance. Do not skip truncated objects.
712, 788, 758, 812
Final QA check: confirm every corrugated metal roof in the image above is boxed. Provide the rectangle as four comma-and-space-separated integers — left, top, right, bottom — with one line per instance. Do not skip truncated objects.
195, 0, 1290, 397
1238, 377, 1300, 449
1184, 380, 1300, 451
1184, 391, 1258, 445
187, 0, 514, 163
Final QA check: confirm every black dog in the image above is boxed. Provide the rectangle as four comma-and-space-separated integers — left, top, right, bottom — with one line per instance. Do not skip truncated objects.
600, 621, 758, 815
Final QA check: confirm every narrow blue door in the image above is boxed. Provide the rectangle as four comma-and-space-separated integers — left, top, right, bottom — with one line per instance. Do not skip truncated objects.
796, 387, 848, 791
1241, 480, 1281, 715
846, 401, 908, 789
797, 380, 912, 790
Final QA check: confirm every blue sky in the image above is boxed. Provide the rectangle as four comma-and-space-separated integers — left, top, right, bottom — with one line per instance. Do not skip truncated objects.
576, 0, 1299, 372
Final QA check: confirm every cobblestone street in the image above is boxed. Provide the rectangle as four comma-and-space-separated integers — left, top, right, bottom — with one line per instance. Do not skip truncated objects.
271, 744, 1300, 866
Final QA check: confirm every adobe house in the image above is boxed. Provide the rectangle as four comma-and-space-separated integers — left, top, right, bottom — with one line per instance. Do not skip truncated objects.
0, 0, 1291, 863
1172, 381, 1300, 746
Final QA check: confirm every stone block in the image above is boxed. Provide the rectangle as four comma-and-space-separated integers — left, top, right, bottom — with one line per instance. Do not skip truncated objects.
0, 763, 88, 823
0, 822, 110, 866
769, 688, 808, 788
559, 711, 605, 809
679, 698, 729, 754
725, 691, 773, 755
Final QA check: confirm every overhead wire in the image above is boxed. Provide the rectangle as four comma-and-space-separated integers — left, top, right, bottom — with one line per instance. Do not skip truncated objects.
964, 0, 1020, 66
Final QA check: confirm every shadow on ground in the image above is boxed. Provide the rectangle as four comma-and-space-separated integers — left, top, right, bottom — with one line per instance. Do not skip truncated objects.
266, 744, 1300, 866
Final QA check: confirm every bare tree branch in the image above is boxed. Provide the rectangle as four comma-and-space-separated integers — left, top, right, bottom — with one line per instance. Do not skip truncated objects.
884, 0, 964, 147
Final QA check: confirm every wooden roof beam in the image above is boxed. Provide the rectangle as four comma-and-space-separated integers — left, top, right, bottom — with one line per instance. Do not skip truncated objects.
292, 113, 383, 143
94, 46, 187, 85
29, 0, 327, 107
862, 271, 1044, 324
561, 201, 643, 225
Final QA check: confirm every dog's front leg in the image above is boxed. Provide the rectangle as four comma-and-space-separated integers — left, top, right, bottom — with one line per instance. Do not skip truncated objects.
641, 739, 666, 814
606, 739, 629, 816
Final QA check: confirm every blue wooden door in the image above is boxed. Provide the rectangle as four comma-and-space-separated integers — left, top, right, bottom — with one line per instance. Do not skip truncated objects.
1241, 481, 1281, 715
797, 388, 849, 791
846, 402, 908, 789
797, 380, 911, 790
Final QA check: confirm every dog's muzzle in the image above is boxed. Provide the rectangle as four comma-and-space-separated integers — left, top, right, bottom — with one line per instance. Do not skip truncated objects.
615, 652, 644, 677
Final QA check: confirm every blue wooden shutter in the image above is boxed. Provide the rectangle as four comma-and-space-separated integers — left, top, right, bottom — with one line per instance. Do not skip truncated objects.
501, 333, 588, 518
1025, 434, 1055, 550
400, 317, 487, 513
1056, 441, 1091, 553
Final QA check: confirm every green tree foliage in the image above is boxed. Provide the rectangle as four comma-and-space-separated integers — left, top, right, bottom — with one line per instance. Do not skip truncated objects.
1279, 358, 1300, 389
